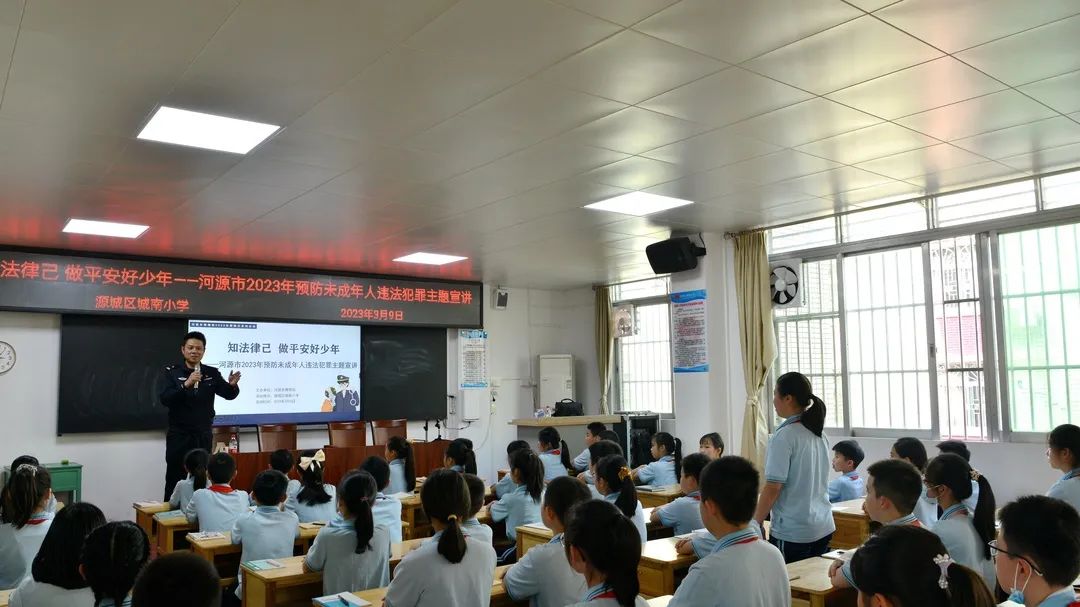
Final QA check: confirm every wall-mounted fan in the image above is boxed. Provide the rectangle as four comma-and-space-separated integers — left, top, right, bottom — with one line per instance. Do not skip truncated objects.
770, 259, 802, 308
613, 304, 636, 338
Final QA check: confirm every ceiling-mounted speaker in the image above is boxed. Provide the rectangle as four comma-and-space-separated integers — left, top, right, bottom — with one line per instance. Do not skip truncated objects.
645, 237, 707, 274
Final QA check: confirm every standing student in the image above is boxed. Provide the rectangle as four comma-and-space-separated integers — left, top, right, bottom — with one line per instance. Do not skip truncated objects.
924, 453, 996, 588
669, 457, 790, 607
537, 426, 572, 483
849, 525, 994, 607
131, 552, 221, 607
563, 500, 648, 607
461, 474, 495, 545
495, 440, 530, 498
169, 449, 208, 512
0, 464, 53, 590
502, 476, 591, 607
444, 438, 477, 474
384, 470, 497, 607
573, 423, 607, 473
828, 439, 866, 503
9, 502, 106, 607
268, 449, 300, 499
231, 470, 300, 599
631, 432, 681, 487
892, 437, 938, 526
1046, 423, 1080, 514
698, 433, 724, 460
754, 372, 835, 563
595, 454, 647, 543
651, 453, 709, 535
304, 470, 391, 595
490, 448, 544, 563
385, 436, 416, 496
359, 457, 403, 545
994, 495, 1080, 607
81, 521, 150, 607
184, 452, 249, 533
937, 440, 979, 511
285, 450, 336, 523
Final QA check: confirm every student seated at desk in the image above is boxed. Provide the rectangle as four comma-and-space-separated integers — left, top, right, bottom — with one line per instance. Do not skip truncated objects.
444, 438, 477, 474
231, 470, 300, 600
936, 440, 979, 511
169, 448, 208, 513
595, 455, 646, 544
490, 449, 544, 563
502, 476, 590, 607
924, 454, 996, 588
385, 436, 416, 496
9, 502, 105, 607
1045, 424, 1080, 514
495, 440, 530, 499
698, 433, 724, 460
891, 437, 937, 527
285, 450, 336, 523
572, 422, 608, 473
82, 521, 150, 607
631, 432, 681, 487
995, 495, 1080, 607
269, 448, 300, 499
669, 457, 789, 607
304, 470, 391, 595
652, 453, 708, 535
581, 439, 623, 495
563, 500, 647, 607
131, 552, 221, 607
462, 474, 494, 545
185, 452, 249, 533
359, 457, 403, 545
0, 464, 53, 590
2, 456, 57, 516
828, 439, 866, 503
831, 458, 925, 588
384, 470, 497, 607
537, 426, 572, 483
849, 525, 994, 607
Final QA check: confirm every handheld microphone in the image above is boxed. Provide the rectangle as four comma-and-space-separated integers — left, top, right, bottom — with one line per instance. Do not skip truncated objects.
194, 364, 201, 389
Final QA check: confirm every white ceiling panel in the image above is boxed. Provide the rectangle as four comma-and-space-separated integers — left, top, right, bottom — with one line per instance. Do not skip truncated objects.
906, 161, 1030, 193
552, 0, 679, 27
640, 128, 780, 172
1019, 70, 1080, 115
956, 14, 1080, 86
796, 123, 940, 165
777, 166, 895, 199
715, 150, 844, 185
951, 116, 1080, 160
896, 90, 1059, 141
854, 144, 988, 180
726, 98, 881, 147
997, 141, 1080, 174
639, 67, 813, 127
459, 79, 627, 139
583, 156, 691, 191
559, 107, 711, 155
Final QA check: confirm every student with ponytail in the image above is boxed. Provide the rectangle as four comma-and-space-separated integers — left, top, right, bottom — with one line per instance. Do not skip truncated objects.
495, 440, 531, 498
892, 437, 938, 526
304, 470, 391, 595
594, 455, 647, 543
849, 524, 995, 607
563, 500, 648, 607
359, 456, 404, 545
444, 438, 477, 475
754, 371, 835, 563
385, 470, 496, 607
924, 453, 997, 588
632, 432, 681, 487
286, 449, 336, 523
169, 448, 208, 512
81, 521, 150, 607
537, 426, 572, 483
1045, 423, 1080, 514
10, 502, 106, 606
0, 464, 53, 590
385, 436, 416, 495
490, 448, 544, 563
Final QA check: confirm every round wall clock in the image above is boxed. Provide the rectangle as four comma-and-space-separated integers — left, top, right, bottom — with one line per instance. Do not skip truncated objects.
0, 341, 15, 374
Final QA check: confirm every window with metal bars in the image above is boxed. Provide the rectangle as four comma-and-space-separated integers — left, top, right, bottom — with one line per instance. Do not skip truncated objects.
611, 278, 673, 414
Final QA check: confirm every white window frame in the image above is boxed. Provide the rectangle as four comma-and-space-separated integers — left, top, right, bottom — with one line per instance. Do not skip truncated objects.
610, 279, 675, 416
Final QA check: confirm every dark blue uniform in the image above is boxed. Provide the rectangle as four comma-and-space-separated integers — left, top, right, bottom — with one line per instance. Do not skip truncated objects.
159, 362, 239, 499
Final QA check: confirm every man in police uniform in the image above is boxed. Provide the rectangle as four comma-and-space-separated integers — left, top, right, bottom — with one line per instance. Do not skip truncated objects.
158, 331, 241, 499
332, 374, 360, 414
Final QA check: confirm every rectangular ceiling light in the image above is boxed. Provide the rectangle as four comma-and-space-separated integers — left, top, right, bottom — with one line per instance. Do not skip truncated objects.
393, 252, 468, 266
584, 191, 693, 216
62, 218, 149, 239
137, 106, 279, 154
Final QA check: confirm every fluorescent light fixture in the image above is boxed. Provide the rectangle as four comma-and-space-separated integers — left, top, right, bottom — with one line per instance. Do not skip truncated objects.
63, 218, 149, 239
393, 252, 468, 266
584, 191, 694, 216
137, 106, 279, 154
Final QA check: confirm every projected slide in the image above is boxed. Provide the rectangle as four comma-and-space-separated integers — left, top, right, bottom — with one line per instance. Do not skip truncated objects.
189, 320, 362, 425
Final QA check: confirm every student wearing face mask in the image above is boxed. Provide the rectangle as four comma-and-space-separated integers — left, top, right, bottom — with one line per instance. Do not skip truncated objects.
993, 495, 1080, 607
891, 437, 938, 527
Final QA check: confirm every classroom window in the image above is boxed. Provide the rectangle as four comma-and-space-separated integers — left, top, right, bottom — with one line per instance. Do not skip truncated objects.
841, 201, 929, 243
611, 277, 673, 414
936, 181, 1036, 227
1042, 170, 1080, 210
768, 216, 837, 254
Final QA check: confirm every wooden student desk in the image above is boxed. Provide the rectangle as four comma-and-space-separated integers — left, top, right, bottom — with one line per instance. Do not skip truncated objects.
133, 501, 172, 543
242, 555, 322, 607
787, 557, 857, 607
515, 507, 673, 560
347, 565, 525, 607
388, 538, 427, 577
647, 597, 672, 607
830, 499, 870, 550
155, 512, 196, 554
188, 525, 322, 585
637, 537, 697, 598
0, 589, 10, 607
637, 485, 684, 509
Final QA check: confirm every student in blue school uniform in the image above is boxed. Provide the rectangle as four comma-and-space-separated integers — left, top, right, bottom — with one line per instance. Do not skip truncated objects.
304, 470, 391, 595
937, 440, 979, 511
131, 552, 221, 607
2, 456, 57, 517
359, 456, 403, 545
168, 448, 208, 513
572, 422, 607, 473
651, 453, 708, 535
0, 464, 53, 590
269, 448, 300, 499
891, 437, 938, 527
462, 474, 494, 545
995, 495, 1080, 607
384, 470, 497, 607
563, 500, 648, 607
1045, 423, 1080, 514
9, 502, 106, 607
669, 456, 790, 607
850, 525, 995, 607
577, 432, 622, 486
495, 440, 531, 498
698, 433, 724, 460
595, 454, 647, 543
81, 521, 150, 607
828, 439, 866, 503
923, 453, 997, 588
490, 448, 544, 563
444, 438, 478, 474
753, 372, 835, 563
285, 449, 336, 523
631, 432, 681, 487
502, 476, 591, 607
231, 470, 300, 600
537, 426, 573, 483
385, 436, 416, 496
184, 452, 250, 533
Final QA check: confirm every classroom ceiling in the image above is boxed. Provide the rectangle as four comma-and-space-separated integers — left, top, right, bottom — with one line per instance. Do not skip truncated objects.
1, 0, 1080, 290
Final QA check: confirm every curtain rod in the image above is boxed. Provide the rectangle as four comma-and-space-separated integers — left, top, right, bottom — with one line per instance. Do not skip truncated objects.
591, 275, 670, 291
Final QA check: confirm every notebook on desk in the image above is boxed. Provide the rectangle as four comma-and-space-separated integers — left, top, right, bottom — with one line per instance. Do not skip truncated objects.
242, 559, 285, 571
313, 592, 371, 606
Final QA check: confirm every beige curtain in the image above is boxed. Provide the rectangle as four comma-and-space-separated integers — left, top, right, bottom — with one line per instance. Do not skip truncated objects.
734, 232, 777, 470
595, 287, 615, 414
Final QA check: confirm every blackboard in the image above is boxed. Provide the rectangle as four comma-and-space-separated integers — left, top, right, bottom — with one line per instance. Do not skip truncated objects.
362, 326, 447, 421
